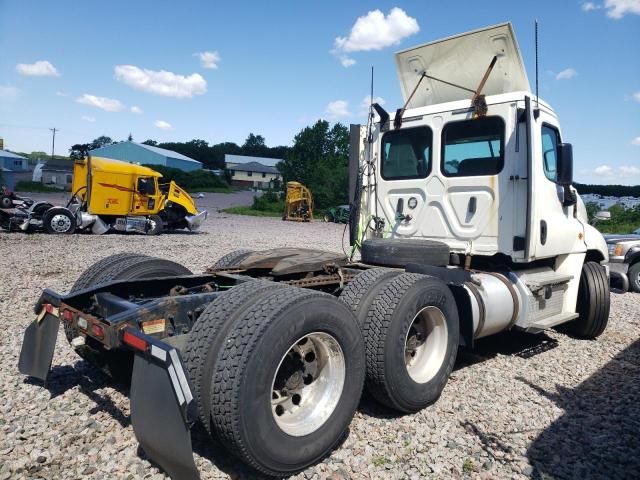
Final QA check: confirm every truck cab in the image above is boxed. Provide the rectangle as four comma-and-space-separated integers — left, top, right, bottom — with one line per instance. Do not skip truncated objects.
352, 23, 608, 336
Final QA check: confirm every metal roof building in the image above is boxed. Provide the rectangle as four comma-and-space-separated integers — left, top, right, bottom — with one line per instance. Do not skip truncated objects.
224, 154, 280, 167
0, 150, 28, 172
90, 141, 202, 172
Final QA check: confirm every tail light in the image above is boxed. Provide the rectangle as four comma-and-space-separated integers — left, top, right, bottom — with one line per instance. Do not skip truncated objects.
62, 309, 74, 322
91, 324, 105, 339
123, 330, 147, 352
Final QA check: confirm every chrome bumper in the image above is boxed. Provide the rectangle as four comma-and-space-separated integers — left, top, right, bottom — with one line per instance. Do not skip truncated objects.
185, 210, 207, 231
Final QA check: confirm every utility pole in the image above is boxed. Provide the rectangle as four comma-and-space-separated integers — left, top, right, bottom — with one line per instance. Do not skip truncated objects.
50, 127, 57, 159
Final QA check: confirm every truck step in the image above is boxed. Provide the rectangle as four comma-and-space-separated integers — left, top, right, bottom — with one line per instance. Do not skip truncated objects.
523, 271, 573, 293
525, 312, 579, 332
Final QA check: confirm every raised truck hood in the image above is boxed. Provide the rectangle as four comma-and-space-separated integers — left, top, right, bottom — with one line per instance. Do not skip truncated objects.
395, 22, 530, 108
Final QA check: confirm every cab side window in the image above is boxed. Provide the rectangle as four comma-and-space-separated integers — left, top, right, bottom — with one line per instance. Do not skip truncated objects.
441, 116, 504, 177
541, 125, 560, 182
381, 127, 432, 180
137, 177, 156, 195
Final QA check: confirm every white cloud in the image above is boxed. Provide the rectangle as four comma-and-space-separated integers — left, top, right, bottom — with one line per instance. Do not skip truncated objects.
333, 8, 419, 66
195, 51, 221, 69
335, 8, 419, 52
130, 105, 143, 114
0, 85, 20, 100
16, 60, 60, 77
620, 166, 640, 175
114, 65, 207, 98
594, 165, 614, 176
631, 136, 640, 146
325, 100, 350, 119
340, 56, 356, 67
76, 94, 125, 112
633, 92, 640, 103
556, 68, 578, 80
581, 2, 599, 11
604, 0, 640, 18
154, 120, 173, 130
81, 115, 96, 123
55, 91, 69, 97
360, 95, 386, 115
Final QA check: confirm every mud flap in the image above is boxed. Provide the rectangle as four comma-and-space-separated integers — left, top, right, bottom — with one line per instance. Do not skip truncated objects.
18, 313, 60, 382
128, 331, 200, 480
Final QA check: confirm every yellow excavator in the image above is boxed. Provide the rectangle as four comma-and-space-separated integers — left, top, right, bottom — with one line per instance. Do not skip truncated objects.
282, 181, 313, 222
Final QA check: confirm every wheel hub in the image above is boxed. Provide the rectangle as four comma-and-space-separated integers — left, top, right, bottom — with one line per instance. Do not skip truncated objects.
271, 332, 345, 437
51, 214, 71, 233
404, 306, 448, 384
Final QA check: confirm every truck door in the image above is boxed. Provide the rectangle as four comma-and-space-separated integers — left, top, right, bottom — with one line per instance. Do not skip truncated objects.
436, 115, 504, 253
133, 176, 158, 215
529, 115, 584, 259
374, 125, 434, 238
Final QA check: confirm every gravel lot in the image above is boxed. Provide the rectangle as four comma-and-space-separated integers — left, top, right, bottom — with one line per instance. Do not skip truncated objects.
1, 195, 638, 480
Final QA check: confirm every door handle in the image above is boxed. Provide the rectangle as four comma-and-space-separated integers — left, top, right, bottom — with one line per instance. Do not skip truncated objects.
540, 220, 547, 245
468, 197, 477, 215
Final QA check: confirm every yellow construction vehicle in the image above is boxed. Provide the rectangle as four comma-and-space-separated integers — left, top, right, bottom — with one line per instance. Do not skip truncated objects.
41, 155, 207, 234
283, 181, 313, 222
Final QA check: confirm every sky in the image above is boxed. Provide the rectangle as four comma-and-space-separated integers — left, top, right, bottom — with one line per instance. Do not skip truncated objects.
0, 0, 638, 184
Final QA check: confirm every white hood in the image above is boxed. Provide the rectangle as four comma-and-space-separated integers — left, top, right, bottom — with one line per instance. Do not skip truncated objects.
395, 23, 530, 108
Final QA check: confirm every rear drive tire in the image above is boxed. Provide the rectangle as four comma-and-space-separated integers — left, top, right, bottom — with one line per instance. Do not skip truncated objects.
210, 288, 365, 476
628, 262, 640, 293
65, 254, 192, 384
43, 207, 76, 234
211, 249, 254, 269
560, 261, 610, 338
364, 273, 459, 412
323, 213, 334, 223
146, 214, 163, 235
339, 268, 400, 326
182, 280, 285, 434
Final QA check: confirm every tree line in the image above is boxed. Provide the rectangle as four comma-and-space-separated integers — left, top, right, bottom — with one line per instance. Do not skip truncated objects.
574, 183, 640, 198
69, 133, 290, 170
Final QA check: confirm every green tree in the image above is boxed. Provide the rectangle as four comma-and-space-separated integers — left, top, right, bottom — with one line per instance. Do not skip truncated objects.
69, 143, 90, 160
585, 201, 600, 220
242, 133, 268, 157
142, 139, 158, 146
278, 120, 349, 209
90, 136, 113, 150
127, 133, 133, 141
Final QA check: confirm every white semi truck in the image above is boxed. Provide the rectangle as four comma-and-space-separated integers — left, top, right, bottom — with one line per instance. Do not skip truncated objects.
19, 23, 609, 479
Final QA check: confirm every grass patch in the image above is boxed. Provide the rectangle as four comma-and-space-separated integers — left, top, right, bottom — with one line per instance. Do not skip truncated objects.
597, 222, 639, 234
223, 206, 283, 217
15, 181, 63, 193
372, 456, 388, 467
462, 458, 474, 473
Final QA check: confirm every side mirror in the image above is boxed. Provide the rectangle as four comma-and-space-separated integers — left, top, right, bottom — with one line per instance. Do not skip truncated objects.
556, 143, 573, 185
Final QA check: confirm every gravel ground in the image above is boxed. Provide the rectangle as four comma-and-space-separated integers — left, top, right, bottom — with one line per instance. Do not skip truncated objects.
1, 199, 638, 480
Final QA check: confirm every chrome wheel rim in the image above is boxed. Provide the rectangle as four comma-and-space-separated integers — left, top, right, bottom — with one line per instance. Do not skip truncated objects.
271, 332, 345, 436
50, 214, 71, 233
404, 306, 448, 383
